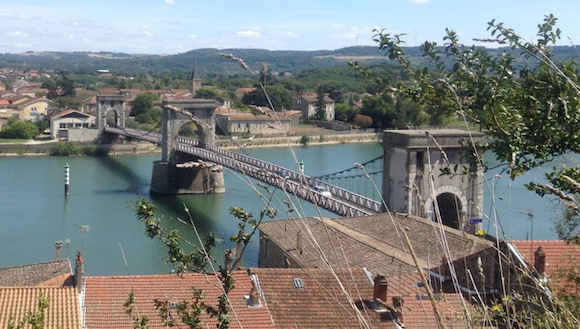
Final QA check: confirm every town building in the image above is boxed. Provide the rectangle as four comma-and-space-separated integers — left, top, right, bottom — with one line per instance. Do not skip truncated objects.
294, 92, 335, 120
50, 109, 97, 141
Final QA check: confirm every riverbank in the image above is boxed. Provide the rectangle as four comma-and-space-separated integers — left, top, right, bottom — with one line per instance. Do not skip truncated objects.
0, 132, 382, 156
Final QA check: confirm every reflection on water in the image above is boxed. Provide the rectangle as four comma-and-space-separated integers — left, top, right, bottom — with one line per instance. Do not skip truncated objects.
0, 143, 566, 276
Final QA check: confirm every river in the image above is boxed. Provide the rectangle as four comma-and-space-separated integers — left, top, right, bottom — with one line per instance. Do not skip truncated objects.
0, 142, 567, 276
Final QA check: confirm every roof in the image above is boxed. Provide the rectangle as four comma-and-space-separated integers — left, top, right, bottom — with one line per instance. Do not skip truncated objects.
258, 214, 492, 279
250, 267, 476, 328
84, 271, 275, 329
18, 96, 51, 107
50, 109, 93, 120
0, 259, 73, 287
251, 267, 394, 328
297, 92, 334, 103
0, 286, 81, 329
511, 240, 580, 294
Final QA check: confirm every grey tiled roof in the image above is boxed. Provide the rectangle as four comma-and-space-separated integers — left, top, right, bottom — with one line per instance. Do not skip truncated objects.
0, 260, 72, 286
258, 213, 492, 278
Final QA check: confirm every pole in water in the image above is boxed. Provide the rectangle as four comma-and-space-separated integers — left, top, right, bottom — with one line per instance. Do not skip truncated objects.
64, 162, 70, 196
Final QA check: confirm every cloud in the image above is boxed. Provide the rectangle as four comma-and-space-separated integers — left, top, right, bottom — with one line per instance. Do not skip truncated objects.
0, 13, 38, 20
410, 0, 429, 3
164, 0, 176, 4
236, 30, 260, 37
274, 31, 299, 38
7, 30, 29, 37
187, 35, 197, 39
143, 30, 153, 36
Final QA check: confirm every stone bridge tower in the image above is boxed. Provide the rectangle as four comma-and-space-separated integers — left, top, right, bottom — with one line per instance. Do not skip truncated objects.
150, 99, 225, 195
96, 94, 126, 132
382, 129, 484, 231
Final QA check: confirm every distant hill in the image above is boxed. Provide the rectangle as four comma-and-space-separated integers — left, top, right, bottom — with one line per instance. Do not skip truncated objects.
1, 46, 578, 78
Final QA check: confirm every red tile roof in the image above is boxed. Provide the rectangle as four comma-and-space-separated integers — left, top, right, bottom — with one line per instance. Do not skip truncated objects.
511, 240, 580, 294
84, 271, 275, 329
0, 287, 81, 329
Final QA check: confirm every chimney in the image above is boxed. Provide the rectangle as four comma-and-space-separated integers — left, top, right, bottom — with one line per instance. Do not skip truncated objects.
55, 241, 62, 261
75, 251, 84, 291
534, 246, 546, 275
392, 296, 405, 326
373, 275, 388, 303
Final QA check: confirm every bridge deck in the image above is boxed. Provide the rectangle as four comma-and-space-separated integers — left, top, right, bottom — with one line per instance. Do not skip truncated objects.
105, 127, 382, 217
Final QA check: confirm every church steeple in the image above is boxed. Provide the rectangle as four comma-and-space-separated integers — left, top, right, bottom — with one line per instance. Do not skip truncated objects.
191, 62, 202, 95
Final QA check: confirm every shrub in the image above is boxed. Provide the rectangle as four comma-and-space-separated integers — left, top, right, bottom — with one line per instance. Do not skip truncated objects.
300, 135, 310, 145
50, 142, 79, 156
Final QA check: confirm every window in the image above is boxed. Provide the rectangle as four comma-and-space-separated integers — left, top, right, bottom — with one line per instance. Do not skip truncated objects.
59, 123, 66, 128
82, 123, 89, 128
31, 107, 37, 112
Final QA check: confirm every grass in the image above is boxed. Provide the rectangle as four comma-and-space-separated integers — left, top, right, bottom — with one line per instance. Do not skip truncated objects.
0, 138, 32, 144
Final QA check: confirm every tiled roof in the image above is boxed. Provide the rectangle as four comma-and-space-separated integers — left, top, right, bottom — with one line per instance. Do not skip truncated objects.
511, 240, 580, 293
84, 271, 275, 329
251, 267, 395, 328
297, 92, 334, 103
0, 260, 72, 287
250, 267, 476, 328
383, 271, 476, 328
258, 214, 492, 279
0, 286, 81, 329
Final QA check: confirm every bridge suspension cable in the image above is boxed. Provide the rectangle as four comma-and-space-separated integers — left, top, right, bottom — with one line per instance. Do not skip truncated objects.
313, 155, 383, 179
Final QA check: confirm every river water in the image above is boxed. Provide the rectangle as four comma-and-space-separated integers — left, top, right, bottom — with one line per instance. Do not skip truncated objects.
0, 142, 567, 275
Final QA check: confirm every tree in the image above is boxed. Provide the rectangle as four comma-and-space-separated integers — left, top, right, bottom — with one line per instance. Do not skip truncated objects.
2, 120, 39, 139
130, 92, 160, 117
353, 15, 580, 237
334, 103, 358, 122
241, 83, 292, 110
130, 199, 274, 329
194, 86, 219, 99
313, 86, 327, 121
359, 93, 396, 128
351, 14, 580, 327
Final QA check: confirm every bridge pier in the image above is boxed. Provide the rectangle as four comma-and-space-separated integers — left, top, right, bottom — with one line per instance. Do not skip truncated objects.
150, 160, 225, 195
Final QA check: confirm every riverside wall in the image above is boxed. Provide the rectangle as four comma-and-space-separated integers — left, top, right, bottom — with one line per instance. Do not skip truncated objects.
0, 132, 382, 156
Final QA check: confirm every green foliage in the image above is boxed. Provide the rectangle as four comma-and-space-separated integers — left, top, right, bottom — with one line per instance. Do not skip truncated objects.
50, 141, 79, 156
352, 14, 580, 242
130, 92, 160, 116
1, 119, 39, 139
300, 135, 310, 145
313, 86, 327, 121
194, 86, 219, 99
124, 292, 149, 329
130, 199, 276, 329
242, 83, 293, 110
359, 94, 396, 128
8, 293, 49, 329
334, 103, 358, 122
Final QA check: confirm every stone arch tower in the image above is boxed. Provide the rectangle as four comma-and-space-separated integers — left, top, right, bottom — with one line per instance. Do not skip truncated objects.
382, 129, 484, 230
96, 94, 126, 131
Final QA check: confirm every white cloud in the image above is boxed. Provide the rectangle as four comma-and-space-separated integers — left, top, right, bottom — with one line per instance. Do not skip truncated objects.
143, 30, 153, 36
410, 0, 429, 3
164, 0, 176, 4
187, 35, 197, 39
274, 31, 299, 38
0, 13, 37, 20
236, 30, 260, 37
7, 31, 29, 37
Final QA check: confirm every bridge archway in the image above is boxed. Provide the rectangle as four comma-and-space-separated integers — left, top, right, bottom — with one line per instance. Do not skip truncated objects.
96, 95, 126, 131
161, 99, 220, 164
424, 185, 468, 229
382, 129, 484, 231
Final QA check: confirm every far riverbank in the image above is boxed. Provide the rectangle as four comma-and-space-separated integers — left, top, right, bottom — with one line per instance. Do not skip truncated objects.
0, 132, 382, 157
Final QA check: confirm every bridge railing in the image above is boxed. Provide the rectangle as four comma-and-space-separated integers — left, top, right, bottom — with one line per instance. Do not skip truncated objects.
105, 128, 382, 215
178, 143, 374, 217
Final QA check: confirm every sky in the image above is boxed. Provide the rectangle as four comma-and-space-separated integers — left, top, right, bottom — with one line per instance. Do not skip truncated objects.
1, 0, 579, 55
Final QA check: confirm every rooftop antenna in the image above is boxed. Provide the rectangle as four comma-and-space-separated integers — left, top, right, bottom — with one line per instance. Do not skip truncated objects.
75, 223, 91, 254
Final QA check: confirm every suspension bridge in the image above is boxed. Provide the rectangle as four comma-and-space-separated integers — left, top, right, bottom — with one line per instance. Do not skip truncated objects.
105, 127, 384, 217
